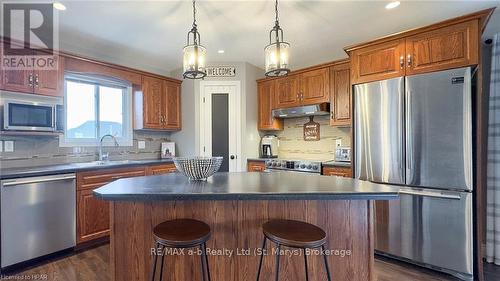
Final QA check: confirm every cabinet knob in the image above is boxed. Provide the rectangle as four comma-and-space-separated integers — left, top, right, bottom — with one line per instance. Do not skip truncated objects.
34, 74, 39, 87
399, 56, 404, 69
28, 74, 33, 87
407, 54, 412, 67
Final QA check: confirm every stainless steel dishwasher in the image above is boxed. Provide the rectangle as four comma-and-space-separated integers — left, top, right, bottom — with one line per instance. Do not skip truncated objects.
1, 174, 76, 268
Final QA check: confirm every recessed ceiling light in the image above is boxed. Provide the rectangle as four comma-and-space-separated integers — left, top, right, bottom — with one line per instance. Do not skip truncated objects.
385, 1, 400, 10
53, 2, 66, 11
217, 50, 225, 54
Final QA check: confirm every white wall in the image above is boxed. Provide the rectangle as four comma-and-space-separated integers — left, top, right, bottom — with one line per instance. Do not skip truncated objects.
170, 62, 264, 170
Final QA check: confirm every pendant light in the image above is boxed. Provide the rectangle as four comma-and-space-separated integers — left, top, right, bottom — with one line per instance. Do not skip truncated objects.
183, 0, 206, 79
264, 0, 290, 77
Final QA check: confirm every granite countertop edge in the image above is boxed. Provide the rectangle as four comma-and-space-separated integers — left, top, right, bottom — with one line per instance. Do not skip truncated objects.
93, 192, 399, 201
92, 172, 400, 201
0, 159, 175, 180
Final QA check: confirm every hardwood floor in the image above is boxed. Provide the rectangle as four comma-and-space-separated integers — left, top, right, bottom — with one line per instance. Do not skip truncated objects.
2, 244, 499, 281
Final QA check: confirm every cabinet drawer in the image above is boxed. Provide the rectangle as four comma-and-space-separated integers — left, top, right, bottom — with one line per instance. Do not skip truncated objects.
147, 163, 177, 175
322, 166, 352, 178
77, 167, 146, 190
247, 161, 266, 172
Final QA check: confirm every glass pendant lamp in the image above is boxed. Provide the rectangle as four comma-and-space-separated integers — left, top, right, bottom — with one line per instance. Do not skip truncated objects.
183, 0, 206, 79
264, 0, 290, 77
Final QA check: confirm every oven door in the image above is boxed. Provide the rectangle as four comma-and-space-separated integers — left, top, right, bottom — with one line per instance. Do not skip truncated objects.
4, 101, 56, 131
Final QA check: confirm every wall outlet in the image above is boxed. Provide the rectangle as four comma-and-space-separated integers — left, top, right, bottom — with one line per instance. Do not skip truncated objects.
138, 141, 146, 150
0, 141, 3, 152
335, 139, 342, 147
4, 141, 14, 152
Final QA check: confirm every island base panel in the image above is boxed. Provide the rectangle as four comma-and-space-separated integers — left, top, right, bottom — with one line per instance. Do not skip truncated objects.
110, 200, 374, 281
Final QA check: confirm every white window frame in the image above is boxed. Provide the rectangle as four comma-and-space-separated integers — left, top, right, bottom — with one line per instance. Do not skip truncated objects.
59, 73, 133, 147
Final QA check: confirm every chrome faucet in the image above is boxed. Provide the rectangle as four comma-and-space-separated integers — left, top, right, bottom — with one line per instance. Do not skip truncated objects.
99, 134, 119, 161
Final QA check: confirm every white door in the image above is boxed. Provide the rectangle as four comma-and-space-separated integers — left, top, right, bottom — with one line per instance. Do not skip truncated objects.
199, 81, 242, 172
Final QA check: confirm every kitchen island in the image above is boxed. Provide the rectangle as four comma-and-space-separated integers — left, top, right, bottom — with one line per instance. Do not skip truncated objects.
94, 172, 399, 281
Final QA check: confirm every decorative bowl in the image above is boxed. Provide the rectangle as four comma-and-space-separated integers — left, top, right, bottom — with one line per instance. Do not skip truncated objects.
173, 157, 223, 180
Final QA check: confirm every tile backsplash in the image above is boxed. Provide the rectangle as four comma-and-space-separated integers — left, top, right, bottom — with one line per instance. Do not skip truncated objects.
270, 116, 351, 161
0, 131, 171, 169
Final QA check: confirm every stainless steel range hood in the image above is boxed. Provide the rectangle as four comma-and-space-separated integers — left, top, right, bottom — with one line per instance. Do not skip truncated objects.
272, 103, 330, 118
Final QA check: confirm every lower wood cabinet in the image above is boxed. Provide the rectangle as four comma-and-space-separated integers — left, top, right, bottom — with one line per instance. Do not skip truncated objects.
76, 166, 146, 244
146, 163, 177, 175
322, 166, 352, 178
247, 160, 266, 172
77, 189, 110, 244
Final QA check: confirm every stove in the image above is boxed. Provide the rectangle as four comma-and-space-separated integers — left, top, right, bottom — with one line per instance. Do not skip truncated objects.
265, 159, 322, 174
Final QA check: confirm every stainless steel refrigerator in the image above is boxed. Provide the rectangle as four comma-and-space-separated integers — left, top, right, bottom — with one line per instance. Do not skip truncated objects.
354, 67, 474, 280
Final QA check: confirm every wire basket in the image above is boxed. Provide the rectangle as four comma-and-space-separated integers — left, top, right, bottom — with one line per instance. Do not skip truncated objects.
173, 157, 223, 180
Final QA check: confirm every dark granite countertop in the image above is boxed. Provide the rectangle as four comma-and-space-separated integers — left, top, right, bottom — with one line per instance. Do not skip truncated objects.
322, 161, 352, 167
0, 159, 174, 180
93, 171, 399, 201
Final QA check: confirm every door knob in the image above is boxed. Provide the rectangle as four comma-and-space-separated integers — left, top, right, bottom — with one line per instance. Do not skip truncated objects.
230, 155, 236, 160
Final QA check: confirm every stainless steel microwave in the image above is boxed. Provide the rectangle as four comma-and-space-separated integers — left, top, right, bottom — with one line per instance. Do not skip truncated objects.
3, 100, 63, 132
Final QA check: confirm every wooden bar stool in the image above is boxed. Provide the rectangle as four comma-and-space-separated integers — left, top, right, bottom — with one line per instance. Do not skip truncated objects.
256, 219, 332, 281
150, 219, 211, 281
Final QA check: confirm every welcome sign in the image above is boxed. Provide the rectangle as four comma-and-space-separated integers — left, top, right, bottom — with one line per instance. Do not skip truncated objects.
206, 66, 236, 77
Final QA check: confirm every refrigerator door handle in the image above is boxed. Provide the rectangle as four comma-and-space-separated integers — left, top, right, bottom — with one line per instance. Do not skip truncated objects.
399, 189, 462, 200
405, 89, 412, 171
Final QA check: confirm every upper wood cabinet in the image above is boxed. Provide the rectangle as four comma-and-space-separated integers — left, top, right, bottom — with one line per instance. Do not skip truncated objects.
258, 79, 283, 131
348, 19, 480, 84
0, 43, 64, 96
329, 62, 352, 126
350, 39, 406, 85
300, 68, 330, 104
275, 74, 301, 108
274, 69, 329, 108
136, 75, 182, 131
142, 75, 164, 129
405, 20, 479, 75
163, 81, 181, 130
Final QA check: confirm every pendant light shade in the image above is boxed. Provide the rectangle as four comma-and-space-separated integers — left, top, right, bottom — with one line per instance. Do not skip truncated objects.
183, 0, 206, 79
265, 0, 290, 77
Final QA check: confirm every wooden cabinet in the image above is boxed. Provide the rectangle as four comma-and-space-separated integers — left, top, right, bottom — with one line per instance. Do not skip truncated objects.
322, 166, 352, 178
350, 39, 406, 85
349, 19, 480, 84
33, 53, 64, 96
275, 74, 301, 108
146, 163, 177, 175
137, 75, 182, 131
300, 68, 330, 104
329, 62, 352, 126
258, 80, 283, 131
405, 20, 478, 75
142, 75, 164, 129
247, 160, 266, 172
274, 68, 329, 108
76, 167, 146, 244
163, 81, 181, 130
77, 189, 110, 244
0, 41, 63, 96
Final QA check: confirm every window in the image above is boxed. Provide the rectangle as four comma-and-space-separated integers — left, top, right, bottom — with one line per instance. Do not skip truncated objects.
59, 73, 133, 147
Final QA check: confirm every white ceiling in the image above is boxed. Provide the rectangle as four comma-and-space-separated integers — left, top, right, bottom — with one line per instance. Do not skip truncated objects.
55, 0, 500, 76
